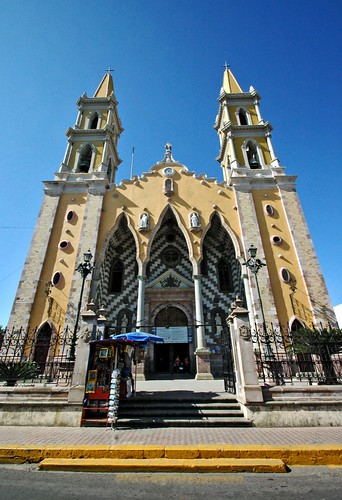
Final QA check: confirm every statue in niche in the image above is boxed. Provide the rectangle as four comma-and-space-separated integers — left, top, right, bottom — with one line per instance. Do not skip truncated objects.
121, 314, 129, 333
190, 211, 201, 229
139, 212, 149, 229
214, 312, 223, 337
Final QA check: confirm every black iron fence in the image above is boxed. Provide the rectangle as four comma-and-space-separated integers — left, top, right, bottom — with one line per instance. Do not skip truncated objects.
0, 326, 74, 386
221, 327, 236, 393
1, 322, 341, 388
252, 324, 342, 386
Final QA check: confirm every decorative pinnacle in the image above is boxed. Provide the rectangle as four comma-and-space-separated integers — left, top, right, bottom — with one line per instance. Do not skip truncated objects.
160, 143, 176, 163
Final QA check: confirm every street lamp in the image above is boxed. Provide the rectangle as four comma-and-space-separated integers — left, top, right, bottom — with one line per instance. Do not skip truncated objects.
243, 245, 273, 360
68, 249, 93, 361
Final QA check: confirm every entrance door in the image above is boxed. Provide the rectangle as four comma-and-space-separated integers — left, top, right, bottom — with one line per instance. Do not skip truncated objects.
154, 307, 190, 374
33, 323, 52, 374
155, 344, 171, 373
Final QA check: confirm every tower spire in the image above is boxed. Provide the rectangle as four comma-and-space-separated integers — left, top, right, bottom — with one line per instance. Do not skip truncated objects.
58, 71, 123, 183
94, 71, 114, 97
222, 65, 242, 94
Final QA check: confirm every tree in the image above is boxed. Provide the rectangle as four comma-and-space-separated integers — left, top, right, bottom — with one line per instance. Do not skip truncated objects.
291, 326, 342, 384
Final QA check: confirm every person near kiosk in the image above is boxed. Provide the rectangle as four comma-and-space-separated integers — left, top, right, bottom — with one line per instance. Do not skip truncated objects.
120, 363, 134, 397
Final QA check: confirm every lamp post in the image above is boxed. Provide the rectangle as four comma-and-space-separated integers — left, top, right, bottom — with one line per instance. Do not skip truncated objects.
243, 245, 273, 360
68, 249, 93, 361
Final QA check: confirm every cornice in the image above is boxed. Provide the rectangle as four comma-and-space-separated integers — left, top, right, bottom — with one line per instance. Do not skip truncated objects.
218, 91, 257, 105
65, 127, 115, 138
77, 95, 118, 107
229, 169, 297, 191
218, 122, 272, 136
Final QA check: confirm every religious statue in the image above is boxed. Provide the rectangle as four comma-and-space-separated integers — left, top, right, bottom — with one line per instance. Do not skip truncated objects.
139, 212, 149, 229
121, 313, 129, 333
190, 211, 201, 229
214, 312, 222, 334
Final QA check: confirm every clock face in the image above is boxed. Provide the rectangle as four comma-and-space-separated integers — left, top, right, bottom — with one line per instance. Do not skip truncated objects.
163, 167, 175, 176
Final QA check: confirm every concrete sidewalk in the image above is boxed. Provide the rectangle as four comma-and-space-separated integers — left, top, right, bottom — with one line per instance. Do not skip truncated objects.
1, 378, 342, 446
0, 378, 341, 471
0, 425, 341, 446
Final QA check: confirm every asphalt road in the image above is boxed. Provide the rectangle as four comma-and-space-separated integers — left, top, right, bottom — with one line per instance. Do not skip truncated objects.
0, 464, 341, 499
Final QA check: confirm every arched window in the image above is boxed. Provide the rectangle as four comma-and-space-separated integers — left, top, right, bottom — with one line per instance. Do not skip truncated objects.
163, 178, 174, 196
238, 108, 248, 125
107, 157, 113, 182
291, 319, 304, 332
78, 145, 93, 173
218, 259, 233, 292
109, 259, 124, 293
89, 113, 98, 129
246, 141, 260, 169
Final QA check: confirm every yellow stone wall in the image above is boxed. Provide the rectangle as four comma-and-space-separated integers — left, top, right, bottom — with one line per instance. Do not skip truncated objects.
29, 193, 87, 331
252, 190, 313, 326
97, 167, 242, 268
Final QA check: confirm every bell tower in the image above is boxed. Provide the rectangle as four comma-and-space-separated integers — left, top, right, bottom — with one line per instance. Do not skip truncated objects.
215, 66, 280, 183
58, 71, 123, 184
7, 72, 123, 333
214, 67, 336, 327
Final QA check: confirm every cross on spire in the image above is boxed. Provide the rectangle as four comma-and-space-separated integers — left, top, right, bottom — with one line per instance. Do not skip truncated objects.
223, 62, 230, 71
106, 67, 114, 74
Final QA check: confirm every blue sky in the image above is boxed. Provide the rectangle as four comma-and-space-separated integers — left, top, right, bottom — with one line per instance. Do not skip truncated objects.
0, 0, 341, 326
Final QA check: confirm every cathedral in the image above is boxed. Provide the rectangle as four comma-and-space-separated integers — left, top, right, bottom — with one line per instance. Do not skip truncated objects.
6, 68, 338, 411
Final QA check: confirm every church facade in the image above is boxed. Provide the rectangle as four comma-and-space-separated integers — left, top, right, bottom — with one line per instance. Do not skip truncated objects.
7, 69, 337, 403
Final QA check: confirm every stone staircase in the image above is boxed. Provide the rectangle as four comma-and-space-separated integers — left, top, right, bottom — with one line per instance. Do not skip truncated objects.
81, 377, 253, 428
81, 394, 251, 428
117, 396, 251, 427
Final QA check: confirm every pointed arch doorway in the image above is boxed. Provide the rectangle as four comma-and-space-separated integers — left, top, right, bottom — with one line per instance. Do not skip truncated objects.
33, 322, 53, 374
154, 306, 190, 375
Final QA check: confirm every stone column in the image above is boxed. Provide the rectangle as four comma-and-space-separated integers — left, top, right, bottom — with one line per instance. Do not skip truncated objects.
266, 132, 280, 167
194, 274, 213, 380
254, 99, 263, 124
68, 306, 97, 403
227, 132, 239, 168
227, 299, 263, 403
136, 275, 146, 329
99, 138, 109, 172
136, 275, 147, 380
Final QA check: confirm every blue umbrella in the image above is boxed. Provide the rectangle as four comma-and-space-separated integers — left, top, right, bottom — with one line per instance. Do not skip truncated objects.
110, 331, 164, 343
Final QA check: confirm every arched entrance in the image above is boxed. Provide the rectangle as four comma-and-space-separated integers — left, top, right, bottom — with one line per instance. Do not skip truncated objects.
33, 323, 52, 374
154, 306, 190, 374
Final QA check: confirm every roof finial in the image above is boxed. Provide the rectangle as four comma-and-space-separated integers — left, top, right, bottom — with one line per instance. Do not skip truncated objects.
163, 143, 175, 163
106, 67, 114, 74
158, 143, 177, 163
223, 62, 230, 71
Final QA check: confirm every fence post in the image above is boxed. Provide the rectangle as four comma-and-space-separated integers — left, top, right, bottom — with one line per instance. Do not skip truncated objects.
68, 306, 97, 403
227, 299, 264, 403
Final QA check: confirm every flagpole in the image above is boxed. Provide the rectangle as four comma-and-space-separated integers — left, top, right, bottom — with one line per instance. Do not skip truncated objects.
130, 146, 135, 179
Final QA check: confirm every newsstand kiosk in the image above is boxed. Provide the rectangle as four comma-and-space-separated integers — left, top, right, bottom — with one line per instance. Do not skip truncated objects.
81, 339, 134, 427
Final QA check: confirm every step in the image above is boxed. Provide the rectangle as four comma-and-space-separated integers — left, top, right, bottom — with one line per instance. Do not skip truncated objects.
120, 402, 242, 409
116, 417, 252, 427
39, 457, 287, 473
119, 409, 245, 417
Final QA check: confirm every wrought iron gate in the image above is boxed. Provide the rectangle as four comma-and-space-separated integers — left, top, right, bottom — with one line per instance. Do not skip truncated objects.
221, 327, 236, 393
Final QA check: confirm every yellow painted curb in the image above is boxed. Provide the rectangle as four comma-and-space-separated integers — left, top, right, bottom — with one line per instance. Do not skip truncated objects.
1, 444, 341, 466
39, 458, 287, 473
